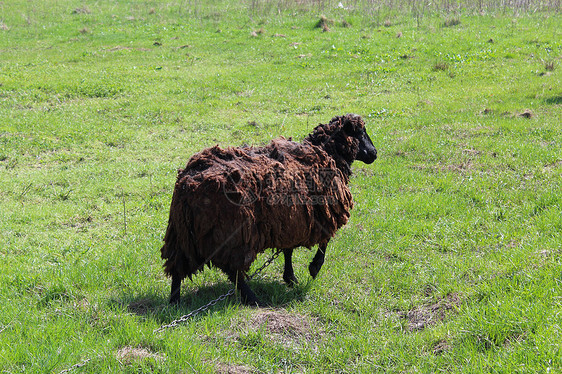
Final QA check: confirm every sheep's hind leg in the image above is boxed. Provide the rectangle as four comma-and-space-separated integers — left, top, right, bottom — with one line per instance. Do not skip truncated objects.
309, 242, 328, 279
169, 272, 182, 305
283, 249, 298, 287
227, 270, 262, 307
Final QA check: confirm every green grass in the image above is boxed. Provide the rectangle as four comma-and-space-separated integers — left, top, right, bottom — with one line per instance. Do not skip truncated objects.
1, 1, 561, 372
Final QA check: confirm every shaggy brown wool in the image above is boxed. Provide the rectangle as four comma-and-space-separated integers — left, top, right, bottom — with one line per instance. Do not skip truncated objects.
161, 138, 352, 278
161, 114, 376, 303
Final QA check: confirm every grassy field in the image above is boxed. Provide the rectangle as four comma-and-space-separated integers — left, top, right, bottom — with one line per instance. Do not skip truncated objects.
1, 0, 561, 372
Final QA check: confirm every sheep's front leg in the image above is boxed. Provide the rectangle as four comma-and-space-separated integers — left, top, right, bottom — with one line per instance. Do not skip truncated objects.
227, 270, 262, 307
309, 242, 328, 279
283, 249, 298, 287
169, 272, 182, 305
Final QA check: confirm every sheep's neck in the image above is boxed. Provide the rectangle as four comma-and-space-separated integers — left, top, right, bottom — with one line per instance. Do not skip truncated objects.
326, 150, 353, 183
302, 139, 353, 183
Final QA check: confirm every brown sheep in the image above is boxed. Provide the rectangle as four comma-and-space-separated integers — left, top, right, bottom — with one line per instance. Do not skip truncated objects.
161, 114, 377, 305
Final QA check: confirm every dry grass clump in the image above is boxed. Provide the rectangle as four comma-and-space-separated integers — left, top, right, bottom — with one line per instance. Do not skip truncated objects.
433, 339, 452, 355
518, 109, 533, 118
396, 293, 462, 332
250, 28, 266, 37
218, 309, 322, 349
433, 62, 449, 71
72, 7, 91, 14
248, 310, 313, 336
315, 15, 333, 32
443, 17, 461, 27
115, 346, 164, 365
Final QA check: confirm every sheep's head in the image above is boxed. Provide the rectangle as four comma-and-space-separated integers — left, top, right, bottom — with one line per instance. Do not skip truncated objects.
305, 114, 377, 175
341, 114, 377, 164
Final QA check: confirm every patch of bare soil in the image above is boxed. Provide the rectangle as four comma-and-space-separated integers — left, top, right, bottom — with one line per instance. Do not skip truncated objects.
115, 346, 164, 364
397, 293, 462, 332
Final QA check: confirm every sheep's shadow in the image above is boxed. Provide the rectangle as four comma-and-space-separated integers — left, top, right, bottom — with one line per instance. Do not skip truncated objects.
123, 278, 313, 324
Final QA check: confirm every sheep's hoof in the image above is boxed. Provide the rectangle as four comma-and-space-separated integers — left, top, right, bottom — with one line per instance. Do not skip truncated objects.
240, 289, 264, 307
283, 274, 299, 287
169, 297, 180, 305
250, 300, 265, 308
243, 296, 264, 308
169, 291, 181, 305
309, 262, 322, 279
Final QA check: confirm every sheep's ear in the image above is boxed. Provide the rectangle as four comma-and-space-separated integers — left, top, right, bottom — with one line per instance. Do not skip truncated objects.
343, 117, 355, 134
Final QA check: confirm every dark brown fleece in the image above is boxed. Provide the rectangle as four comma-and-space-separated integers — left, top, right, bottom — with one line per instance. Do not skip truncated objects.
161, 115, 364, 281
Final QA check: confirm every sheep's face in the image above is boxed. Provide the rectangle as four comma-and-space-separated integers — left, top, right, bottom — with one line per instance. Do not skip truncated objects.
356, 129, 377, 164
343, 115, 377, 164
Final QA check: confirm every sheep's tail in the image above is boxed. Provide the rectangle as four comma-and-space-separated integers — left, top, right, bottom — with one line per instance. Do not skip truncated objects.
160, 191, 199, 280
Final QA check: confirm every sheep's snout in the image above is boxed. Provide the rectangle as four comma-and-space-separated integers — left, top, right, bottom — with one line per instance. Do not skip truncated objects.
356, 131, 377, 164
